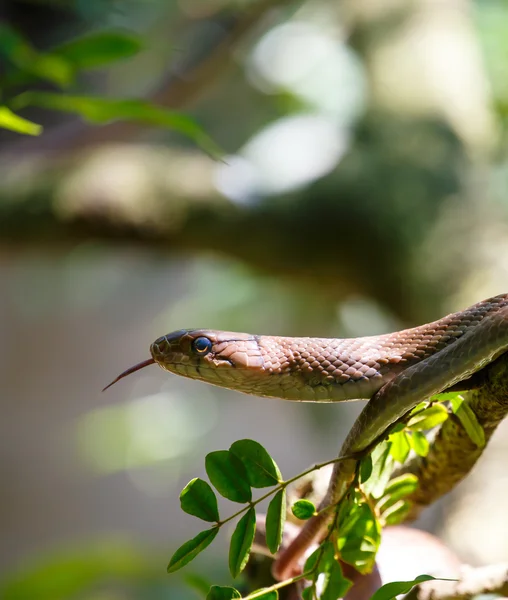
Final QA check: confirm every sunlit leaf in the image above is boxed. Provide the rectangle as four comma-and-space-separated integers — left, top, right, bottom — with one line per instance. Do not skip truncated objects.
53, 31, 142, 69
388, 431, 410, 464
338, 496, 381, 574
380, 474, 418, 506
0, 106, 42, 136
381, 499, 412, 526
207, 586, 241, 600
229, 507, 256, 578
361, 441, 394, 499
408, 431, 429, 456
12, 92, 223, 158
407, 404, 448, 431
450, 395, 485, 448
265, 489, 286, 554
167, 528, 219, 573
205, 450, 251, 503
230, 439, 281, 487
370, 575, 456, 600
291, 499, 315, 520
180, 478, 220, 523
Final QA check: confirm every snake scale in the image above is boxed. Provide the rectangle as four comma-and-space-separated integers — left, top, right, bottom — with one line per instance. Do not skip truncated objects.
104, 293, 508, 580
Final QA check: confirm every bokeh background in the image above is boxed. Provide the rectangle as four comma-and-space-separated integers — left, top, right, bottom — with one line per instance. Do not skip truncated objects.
1, 0, 508, 598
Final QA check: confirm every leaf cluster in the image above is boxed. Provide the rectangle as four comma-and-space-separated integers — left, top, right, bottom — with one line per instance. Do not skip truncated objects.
0, 23, 220, 156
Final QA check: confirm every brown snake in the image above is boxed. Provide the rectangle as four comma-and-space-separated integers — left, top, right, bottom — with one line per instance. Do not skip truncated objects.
104, 293, 508, 581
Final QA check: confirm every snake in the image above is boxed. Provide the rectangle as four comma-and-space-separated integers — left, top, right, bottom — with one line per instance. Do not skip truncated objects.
103, 293, 508, 581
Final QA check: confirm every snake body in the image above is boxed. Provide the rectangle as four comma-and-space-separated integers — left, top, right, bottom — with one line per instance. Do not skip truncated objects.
106, 293, 508, 581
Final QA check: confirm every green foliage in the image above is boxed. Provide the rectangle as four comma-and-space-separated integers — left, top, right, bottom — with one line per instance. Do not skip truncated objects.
408, 430, 429, 456
370, 575, 454, 600
337, 490, 381, 574
303, 542, 352, 600
0, 106, 41, 136
205, 450, 252, 504
361, 441, 395, 498
388, 430, 411, 463
450, 394, 486, 448
407, 404, 449, 430
376, 474, 418, 526
0, 22, 221, 155
0, 22, 73, 87
52, 31, 142, 70
180, 478, 220, 523
230, 439, 282, 487
229, 508, 256, 578
207, 586, 242, 600
170, 416, 455, 598
167, 528, 219, 573
291, 499, 316, 520
265, 489, 286, 554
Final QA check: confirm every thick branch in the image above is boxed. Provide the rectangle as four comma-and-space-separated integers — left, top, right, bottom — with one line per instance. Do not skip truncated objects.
399, 353, 508, 520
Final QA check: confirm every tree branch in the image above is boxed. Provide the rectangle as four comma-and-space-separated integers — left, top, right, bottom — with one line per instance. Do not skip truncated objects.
398, 353, 508, 520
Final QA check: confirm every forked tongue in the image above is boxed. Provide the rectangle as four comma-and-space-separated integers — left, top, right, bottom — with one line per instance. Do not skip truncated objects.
102, 358, 156, 391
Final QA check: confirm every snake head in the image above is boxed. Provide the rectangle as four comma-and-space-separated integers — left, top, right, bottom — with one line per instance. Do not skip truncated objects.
150, 329, 264, 385
102, 329, 263, 392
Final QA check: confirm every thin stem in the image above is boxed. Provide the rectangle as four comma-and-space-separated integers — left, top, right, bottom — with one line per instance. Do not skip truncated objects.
217, 453, 356, 529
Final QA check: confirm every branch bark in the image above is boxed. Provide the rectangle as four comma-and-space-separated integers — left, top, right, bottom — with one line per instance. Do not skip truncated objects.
398, 353, 508, 520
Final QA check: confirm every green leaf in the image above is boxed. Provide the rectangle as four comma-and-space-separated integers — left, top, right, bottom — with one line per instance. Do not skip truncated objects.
230, 439, 281, 487
361, 440, 394, 499
180, 478, 220, 523
229, 507, 256, 579
303, 546, 321, 575
167, 528, 219, 573
409, 401, 430, 415
450, 395, 485, 448
432, 391, 464, 402
321, 559, 352, 600
11, 92, 223, 158
388, 431, 410, 464
381, 499, 412, 526
0, 23, 73, 87
370, 575, 455, 600
338, 496, 381, 574
291, 499, 316, 520
407, 404, 449, 431
408, 431, 430, 457
205, 450, 252, 503
359, 455, 373, 484
53, 31, 142, 70
302, 588, 314, 600
206, 586, 241, 600
381, 474, 418, 503
252, 591, 278, 600
0, 106, 42, 136
377, 474, 418, 514
265, 489, 286, 554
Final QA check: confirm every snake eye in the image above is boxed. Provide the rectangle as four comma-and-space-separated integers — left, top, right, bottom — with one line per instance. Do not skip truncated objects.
191, 336, 212, 356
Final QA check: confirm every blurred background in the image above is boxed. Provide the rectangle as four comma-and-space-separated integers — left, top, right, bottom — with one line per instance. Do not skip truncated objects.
1, 0, 508, 598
